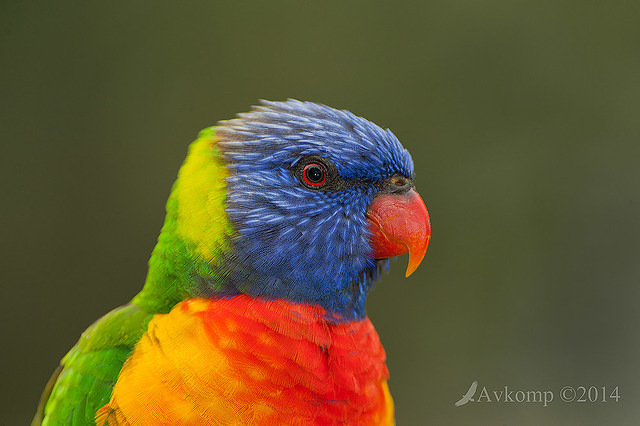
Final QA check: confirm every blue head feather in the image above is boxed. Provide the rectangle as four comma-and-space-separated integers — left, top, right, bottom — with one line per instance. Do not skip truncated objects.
215, 100, 414, 321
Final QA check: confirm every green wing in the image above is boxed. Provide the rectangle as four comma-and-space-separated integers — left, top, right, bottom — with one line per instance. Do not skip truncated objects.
33, 304, 153, 426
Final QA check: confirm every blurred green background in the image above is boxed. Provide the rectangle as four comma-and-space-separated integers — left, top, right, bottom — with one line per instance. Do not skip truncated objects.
2, 1, 639, 425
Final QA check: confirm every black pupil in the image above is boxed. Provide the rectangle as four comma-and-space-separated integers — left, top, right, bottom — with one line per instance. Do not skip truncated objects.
306, 165, 324, 183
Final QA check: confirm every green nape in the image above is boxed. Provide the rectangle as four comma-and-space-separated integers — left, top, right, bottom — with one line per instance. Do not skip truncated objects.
36, 128, 234, 425
132, 126, 234, 313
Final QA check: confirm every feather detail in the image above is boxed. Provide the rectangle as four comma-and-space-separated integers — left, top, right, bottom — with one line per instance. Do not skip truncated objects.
96, 296, 394, 425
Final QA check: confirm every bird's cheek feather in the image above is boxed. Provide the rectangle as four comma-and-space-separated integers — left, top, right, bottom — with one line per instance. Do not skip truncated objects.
367, 189, 431, 277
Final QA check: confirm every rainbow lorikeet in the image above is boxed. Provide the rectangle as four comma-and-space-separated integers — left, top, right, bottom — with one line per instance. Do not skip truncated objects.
33, 100, 431, 425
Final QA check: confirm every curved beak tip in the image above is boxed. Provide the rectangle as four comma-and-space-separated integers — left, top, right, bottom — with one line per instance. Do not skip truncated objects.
405, 235, 430, 277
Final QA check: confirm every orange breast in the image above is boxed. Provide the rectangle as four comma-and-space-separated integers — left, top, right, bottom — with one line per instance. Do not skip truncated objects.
96, 296, 394, 425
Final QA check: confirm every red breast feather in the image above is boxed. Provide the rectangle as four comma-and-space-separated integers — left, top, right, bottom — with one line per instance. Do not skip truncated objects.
96, 295, 394, 425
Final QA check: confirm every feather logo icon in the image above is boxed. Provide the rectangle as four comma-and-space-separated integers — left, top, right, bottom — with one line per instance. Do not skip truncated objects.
455, 380, 479, 407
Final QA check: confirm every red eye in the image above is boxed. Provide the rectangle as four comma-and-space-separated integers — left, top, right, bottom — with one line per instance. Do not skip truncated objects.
302, 163, 326, 187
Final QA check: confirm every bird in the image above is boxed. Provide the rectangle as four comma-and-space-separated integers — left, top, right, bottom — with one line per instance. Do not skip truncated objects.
33, 99, 431, 425
454, 381, 479, 407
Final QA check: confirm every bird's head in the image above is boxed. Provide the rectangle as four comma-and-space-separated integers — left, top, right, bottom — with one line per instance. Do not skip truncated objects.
141, 100, 430, 321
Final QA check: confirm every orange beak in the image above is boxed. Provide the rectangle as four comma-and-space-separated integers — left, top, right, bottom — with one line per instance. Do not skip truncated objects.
367, 188, 431, 277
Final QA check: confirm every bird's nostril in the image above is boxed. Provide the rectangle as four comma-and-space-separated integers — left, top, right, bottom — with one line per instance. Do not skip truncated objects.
379, 175, 412, 195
